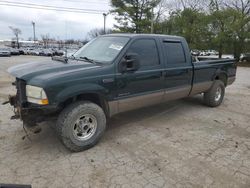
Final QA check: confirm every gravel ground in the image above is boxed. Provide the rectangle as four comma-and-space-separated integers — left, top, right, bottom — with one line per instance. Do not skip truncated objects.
0, 56, 250, 188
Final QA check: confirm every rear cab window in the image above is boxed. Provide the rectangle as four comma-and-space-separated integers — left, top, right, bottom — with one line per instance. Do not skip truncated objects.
162, 40, 186, 67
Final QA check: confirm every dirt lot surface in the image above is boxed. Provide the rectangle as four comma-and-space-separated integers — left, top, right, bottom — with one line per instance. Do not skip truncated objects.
0, 56, 250, 188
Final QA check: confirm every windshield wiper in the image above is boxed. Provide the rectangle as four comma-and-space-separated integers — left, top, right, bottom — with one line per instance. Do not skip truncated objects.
79, 56, 96, 64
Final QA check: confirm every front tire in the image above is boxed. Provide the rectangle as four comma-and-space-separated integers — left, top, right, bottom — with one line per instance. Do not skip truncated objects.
204, 80, 225, 107
56, 101, 106, 152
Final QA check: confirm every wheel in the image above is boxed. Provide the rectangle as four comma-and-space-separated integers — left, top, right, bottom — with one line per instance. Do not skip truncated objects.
204, 80, 225, 107
56, 101, 106, 152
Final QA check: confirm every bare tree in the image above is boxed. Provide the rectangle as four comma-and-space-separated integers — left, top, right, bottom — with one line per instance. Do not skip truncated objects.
224, 0, 250, 14
164, 0, 210, 11
9, 26, 22, 48
87, 28, 112, 39
41, 34, 50, 48
154, 0, 168, 22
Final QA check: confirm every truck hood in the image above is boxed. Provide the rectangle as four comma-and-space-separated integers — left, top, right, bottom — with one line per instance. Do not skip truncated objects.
8, 59, 100, 83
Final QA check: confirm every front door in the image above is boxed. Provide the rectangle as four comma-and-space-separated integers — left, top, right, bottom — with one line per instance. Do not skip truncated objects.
115, 38, 165, 113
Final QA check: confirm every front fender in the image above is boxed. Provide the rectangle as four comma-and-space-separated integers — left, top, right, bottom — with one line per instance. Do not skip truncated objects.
55, 83, 108, 103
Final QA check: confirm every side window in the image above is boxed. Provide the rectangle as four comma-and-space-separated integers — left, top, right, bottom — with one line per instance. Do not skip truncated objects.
127, 39, 159, 67
163, 42, 186, 65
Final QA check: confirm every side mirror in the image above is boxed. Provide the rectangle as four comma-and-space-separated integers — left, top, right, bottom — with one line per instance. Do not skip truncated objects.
119, 53, 140, 73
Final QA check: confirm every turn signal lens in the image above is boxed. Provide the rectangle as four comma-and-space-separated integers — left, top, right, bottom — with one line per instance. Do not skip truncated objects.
39, 99, 49, 105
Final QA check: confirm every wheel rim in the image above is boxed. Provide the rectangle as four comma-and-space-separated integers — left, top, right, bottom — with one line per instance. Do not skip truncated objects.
73, 114, 97, 141
215, 87, 222, 102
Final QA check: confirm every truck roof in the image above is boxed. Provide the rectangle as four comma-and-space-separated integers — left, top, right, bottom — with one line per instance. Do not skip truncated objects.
103, 33, 185, 40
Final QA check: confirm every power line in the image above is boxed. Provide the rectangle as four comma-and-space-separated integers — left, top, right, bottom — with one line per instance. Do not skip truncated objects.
0, 1, 109, 14
0, 3, 107, 14
58, 0, 109, 5
0, 0, 108, 12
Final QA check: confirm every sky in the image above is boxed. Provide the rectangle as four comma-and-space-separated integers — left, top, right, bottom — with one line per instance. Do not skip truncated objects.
0, 0, 115, 40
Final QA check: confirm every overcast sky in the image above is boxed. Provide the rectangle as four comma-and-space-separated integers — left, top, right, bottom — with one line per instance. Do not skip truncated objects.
0, 0, 115, 40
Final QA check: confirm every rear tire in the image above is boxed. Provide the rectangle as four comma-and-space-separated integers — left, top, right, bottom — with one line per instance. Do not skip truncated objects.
56, 101, 106, 152
204, 80, 225, 107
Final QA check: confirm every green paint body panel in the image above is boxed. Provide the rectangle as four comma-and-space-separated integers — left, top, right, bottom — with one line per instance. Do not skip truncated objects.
8, 34, 237, 119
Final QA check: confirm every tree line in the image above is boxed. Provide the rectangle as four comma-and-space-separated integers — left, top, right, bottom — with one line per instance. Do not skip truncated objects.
110, 0, 250, 59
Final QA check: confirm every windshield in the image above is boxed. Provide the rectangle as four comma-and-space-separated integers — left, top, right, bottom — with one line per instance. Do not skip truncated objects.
73, 36, 129, 63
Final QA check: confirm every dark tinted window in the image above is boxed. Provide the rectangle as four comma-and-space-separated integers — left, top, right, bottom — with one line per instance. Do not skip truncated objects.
163, 42, 186, 65
127, 39, 159, 67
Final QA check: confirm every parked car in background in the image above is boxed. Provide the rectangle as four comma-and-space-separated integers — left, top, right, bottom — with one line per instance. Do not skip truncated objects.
199, 50, 208, 56
53, 49, 64, 56
240, 53, 250, 62
191, 49, 200, 56
207, 50, 219, 56
23, 48, 31, 55
199, 50, 219, 56
29, 49, 40, 56
0, 48, 11, 57
0, 47, 70, 57
9, 48, 20, 55
221, 54, 234, 59
22, 48, 30, 55
18, 48, 25, 55
39, 49, 53, 56
45, 49, 53, 56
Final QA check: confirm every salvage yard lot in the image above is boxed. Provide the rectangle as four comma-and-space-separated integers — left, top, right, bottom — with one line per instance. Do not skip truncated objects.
0, 56, 250, 188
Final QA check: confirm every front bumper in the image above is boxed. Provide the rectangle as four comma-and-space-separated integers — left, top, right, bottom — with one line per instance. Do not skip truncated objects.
8, 94, 58, 121
8, 95, 22, 120
7, 79, 59, 124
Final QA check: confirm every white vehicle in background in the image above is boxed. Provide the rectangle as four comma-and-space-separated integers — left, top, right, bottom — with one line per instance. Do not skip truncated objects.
199, 50, 219, 57
25, 48, 34, 55
191, 49, 200, 56
222, 54, 234, 59
39, 48, 53, 56
29, 49, 40, 56
207, 50, 219, 56
8, 48, 20, 55
0, 48, 11, 57
199, 51, 208, 56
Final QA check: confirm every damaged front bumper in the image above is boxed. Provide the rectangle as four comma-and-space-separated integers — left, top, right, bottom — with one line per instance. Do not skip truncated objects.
2, 95, 21, 120
3, 79, 59, 124
3, 94, 59, 124
9, 95, 22, 120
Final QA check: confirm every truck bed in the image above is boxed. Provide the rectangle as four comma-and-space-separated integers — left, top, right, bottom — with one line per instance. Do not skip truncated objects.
190, 58, 236, 96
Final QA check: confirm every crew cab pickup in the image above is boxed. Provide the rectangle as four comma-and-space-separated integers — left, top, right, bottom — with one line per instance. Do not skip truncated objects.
6, 34, 236, 152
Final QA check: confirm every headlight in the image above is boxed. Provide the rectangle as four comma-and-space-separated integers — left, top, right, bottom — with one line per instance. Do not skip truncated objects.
26, 85, 49, 105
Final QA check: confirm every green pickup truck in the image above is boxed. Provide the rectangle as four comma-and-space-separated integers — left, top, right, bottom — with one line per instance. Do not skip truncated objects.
7, 34, 236, 152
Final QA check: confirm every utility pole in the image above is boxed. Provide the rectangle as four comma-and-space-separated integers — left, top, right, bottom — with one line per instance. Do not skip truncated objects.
31, 21, 36, 44
151, 7, 154, 34
103, 13, 107, 34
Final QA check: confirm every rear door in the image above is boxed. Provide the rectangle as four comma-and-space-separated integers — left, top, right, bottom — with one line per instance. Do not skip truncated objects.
161, 39, 193, 101
115, 38, 165, 113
